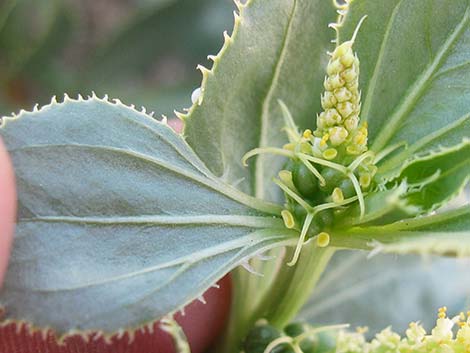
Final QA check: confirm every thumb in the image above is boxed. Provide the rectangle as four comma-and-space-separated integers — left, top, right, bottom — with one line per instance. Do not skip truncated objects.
0, 137, 16, 287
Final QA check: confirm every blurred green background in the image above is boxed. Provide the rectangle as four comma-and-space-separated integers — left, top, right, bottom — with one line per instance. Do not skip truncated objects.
0, 0, 234, 117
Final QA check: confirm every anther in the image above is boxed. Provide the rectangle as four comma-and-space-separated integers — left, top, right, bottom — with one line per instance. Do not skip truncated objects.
281, 210, 295, 229
303, 129, 313, 139
359, 174, 371, 189
332, 187, 344, 203
278, 170, 296, 190
320, 134, 330, 147
323, 148, 338, 160
316, 232, 330, 247
283, 143, 295, 151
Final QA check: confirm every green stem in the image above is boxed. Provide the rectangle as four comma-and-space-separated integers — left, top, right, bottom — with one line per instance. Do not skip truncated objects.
263, 244, 335, 328
216, 244, 334, 353
216, 249, 285, 353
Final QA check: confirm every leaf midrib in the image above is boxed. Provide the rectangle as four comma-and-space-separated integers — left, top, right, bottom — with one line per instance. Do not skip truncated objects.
9, 231, 291, 292
377, 112, 470, 176
363, 205, 470, 232
361, 0, 405, 122
10, 143, 281, 215
20, 214, 282, 228
254, 0, 297, 199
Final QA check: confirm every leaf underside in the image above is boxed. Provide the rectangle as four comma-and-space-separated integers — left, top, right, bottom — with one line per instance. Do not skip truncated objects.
0, 96, 293, 333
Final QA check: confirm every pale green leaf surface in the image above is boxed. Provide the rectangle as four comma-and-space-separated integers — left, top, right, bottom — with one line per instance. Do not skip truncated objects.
184, 0, 336, 201
331, 205, 470, 255
300, 251, 470, 334
397, 141, 470, 211
334, 182, 419, 228
0, 96, 294, 333
382, 205, 470, 232
339, 0, 470, 177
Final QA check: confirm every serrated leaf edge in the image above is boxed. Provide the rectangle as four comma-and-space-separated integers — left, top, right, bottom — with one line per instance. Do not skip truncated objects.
0, 93, 283, 216
386, 138, 470, 213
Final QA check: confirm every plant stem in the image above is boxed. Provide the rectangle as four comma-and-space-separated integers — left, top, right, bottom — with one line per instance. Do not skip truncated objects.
262, 243, 335, 328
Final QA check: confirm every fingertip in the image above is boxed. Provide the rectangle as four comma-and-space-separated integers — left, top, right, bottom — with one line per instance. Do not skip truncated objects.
0, 137, 16, 287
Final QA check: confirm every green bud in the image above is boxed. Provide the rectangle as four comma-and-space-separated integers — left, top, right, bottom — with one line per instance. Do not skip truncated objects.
320, 167, 344, 193
339, 178, 355, 199
284, 322, 308, 337
292, 162, 318, 198
292, 202, 307, 222
317, 209, 334, 228
244, 324, 283, 353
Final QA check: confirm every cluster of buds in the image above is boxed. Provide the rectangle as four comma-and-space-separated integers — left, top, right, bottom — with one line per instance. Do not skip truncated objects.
336, 307, 470, 353
312, 31, 368, 159
243, 308, 470, 353
242, 17, 377, 266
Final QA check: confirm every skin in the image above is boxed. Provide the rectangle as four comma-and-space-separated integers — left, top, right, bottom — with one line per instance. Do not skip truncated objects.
0, 137, 15, 287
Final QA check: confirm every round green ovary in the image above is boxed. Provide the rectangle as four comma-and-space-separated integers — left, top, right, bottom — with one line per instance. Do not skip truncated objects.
292, 163, 318, 199
243, 324, 288, 353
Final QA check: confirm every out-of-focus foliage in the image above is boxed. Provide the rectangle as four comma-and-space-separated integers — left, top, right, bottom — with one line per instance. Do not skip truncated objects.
0, 0, 234, 117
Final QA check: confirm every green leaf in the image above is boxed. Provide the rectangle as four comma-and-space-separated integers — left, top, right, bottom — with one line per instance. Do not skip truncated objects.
395, 140, 470, 211
382, 204, 470, 232
299, 251, 470, 334
334, 182, 419, 228
338, 0, 470, 177
331, 205, 470, 255
0, 96, 294, 333
183, 0, 336, 201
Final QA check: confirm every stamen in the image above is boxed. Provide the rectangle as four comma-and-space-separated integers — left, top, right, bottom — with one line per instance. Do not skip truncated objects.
332, 187, 344, 203
303, 129, 313, 139
273, 178, 313, 212
263, 336, 294, 353
242, 147, 295, 166
348, 173, 365, 219
312, 195, 359, 214
283, 143, 295, 151
316, 232, 330, 247
281, 210, 295, 229
359, 174, 371, 188
323, 148, 338, 160
298, 155, 326, 186
278, 170, 296, 190
294, 324, 349, 342
297, 153, 349, 174
278, 100, 300, 141
348, 150, 375, 171
287, 213, 314, 266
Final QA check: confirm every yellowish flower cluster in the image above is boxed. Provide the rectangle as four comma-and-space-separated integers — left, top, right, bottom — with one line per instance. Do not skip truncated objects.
314, 40, 368, 160
336, 307, 470, 353
242, 17, 379, 266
